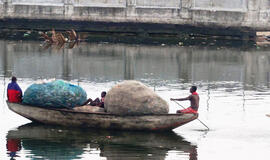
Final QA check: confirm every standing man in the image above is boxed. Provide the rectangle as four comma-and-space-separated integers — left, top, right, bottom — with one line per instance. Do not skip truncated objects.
7, 76, 23, 103
170, 86, 199, 114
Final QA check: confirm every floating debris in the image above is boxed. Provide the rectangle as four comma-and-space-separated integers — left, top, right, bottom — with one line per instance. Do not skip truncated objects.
40, 29, 80, 50
23, 33, 30, 37
255, 31, 270, 46
66, 29, 79, 42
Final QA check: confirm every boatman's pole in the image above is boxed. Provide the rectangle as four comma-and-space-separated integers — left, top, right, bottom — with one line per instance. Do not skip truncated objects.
173, 100, 210, 130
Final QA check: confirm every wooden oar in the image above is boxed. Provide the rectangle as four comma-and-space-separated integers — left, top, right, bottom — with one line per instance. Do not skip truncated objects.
173, 100, 210, 130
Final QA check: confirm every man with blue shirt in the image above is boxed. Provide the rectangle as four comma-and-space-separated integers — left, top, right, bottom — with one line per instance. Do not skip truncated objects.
7, 76, 22, 103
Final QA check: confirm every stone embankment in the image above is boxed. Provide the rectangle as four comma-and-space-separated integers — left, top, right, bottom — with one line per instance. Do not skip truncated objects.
0, 0, 269, 38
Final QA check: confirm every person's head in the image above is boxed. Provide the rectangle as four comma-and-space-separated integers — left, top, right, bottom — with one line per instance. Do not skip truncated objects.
190, 86, 197, 93
101, 91, 106, 98
11, 76, 17, 82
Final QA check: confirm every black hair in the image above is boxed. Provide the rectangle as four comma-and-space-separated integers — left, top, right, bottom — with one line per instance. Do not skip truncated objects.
191, 86, 197, 92
11, 76, 17, 82
101, 91, 106, 97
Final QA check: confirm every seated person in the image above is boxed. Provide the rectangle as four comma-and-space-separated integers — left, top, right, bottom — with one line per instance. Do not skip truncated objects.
83, 91, 106, 108
170, 86, 199, 114
7, 76, 23, 103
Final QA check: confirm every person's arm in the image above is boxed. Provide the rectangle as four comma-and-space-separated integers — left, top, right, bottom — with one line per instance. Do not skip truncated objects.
82, 98, 92, 106
170, 95, 191, 101
18, 86, 22, 95
15, 83, 23, 100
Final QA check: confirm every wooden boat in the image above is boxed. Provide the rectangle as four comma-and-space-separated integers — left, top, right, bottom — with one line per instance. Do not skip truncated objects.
6, 101, 198, 131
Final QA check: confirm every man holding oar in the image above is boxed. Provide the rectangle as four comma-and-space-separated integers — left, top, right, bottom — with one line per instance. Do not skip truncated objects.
170, 86, 199, 114
171, 86, 210, 130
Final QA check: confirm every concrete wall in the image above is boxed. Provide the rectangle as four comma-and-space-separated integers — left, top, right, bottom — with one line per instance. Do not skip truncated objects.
0, 0, 270, 34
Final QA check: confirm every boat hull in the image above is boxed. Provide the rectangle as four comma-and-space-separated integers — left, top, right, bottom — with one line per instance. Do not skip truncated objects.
7, 102, 198, 131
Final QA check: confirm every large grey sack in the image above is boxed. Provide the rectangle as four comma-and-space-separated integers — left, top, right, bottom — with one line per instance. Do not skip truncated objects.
104, 80, 169, 115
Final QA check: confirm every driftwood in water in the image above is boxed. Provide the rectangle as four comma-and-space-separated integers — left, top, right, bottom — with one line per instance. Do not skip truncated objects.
66, 29, 79, 41
40, 29, 80, 50
256, 31, 270, 46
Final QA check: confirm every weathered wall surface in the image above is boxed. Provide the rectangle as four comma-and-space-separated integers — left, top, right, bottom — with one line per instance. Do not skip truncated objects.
0, 0, 269, 35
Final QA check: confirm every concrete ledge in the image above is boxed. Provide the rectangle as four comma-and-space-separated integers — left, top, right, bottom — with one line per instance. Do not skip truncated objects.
73, 7, 126, 17
135, 8, 179, 19
191, 10, 246, 25
191, 7, 247, 12
136, 0, 180, 8
12, 3, 64, 7
135, 6, 180, 9
74, 4, 126, 8
11, 5, 64, 16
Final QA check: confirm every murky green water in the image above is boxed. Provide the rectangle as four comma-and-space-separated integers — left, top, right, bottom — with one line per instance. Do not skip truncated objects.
0, 40, 270, 160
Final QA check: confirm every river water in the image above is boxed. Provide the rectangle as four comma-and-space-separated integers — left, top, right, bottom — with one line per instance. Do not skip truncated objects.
0, 40, 270, 160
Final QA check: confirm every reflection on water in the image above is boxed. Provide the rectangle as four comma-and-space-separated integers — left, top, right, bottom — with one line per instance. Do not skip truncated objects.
6, 139, 21, 160
0, 40, 269, 88
1, 40, 270, 160
6, 123, 197, 160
